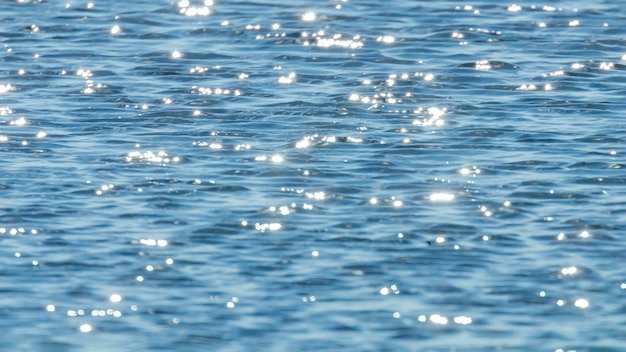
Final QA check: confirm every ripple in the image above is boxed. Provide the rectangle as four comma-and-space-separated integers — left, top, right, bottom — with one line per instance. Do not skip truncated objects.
0, 0, 624, 350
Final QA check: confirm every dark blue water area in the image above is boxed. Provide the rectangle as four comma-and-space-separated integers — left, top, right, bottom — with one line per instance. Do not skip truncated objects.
0, 0, 625, 351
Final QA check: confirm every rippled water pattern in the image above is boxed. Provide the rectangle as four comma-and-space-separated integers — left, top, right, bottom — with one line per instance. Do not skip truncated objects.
1, 0, 625, 350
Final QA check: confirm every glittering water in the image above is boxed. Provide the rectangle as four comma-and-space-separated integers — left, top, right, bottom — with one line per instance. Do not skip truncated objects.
1, 0, 625, 351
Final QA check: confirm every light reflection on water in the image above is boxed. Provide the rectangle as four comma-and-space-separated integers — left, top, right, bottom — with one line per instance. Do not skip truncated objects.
0, 0, 625, 350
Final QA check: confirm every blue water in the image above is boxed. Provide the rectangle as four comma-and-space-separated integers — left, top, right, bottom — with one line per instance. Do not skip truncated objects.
1, 0, 625, 350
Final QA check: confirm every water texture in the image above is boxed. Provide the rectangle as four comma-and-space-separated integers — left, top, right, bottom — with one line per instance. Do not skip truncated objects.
0, 0, 625, 351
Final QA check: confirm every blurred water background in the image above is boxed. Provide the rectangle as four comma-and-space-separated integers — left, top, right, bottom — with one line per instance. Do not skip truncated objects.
0, 0, 625, 350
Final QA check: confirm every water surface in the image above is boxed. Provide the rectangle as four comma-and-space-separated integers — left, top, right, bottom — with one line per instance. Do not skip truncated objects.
1, 1, 625, 351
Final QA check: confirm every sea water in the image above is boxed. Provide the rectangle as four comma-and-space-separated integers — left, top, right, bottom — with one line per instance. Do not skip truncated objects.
0, 1, 625, 351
